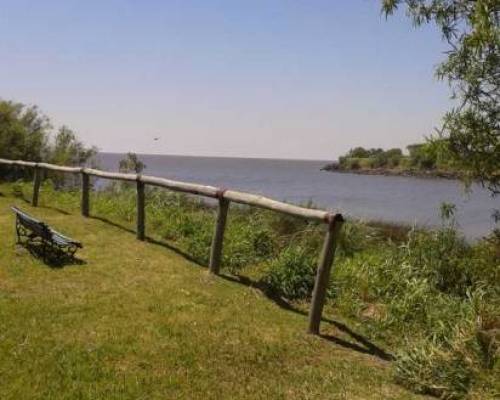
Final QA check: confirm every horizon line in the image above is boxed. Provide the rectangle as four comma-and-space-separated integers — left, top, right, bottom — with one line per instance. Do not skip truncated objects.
98, 151, 333, 163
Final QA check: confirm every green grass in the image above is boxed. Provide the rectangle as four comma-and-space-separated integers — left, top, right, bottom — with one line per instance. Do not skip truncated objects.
0, 183, 429, 400
2, 180, 498, 399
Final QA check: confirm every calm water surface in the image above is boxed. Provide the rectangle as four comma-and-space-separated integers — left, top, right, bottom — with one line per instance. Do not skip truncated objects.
98, 153, 498, 239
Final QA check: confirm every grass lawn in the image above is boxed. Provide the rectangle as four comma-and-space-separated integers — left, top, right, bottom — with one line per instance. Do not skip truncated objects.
0, 185, 429, 399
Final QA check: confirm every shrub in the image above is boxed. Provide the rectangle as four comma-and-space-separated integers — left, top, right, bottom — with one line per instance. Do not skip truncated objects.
251, 229, 275, 258
264, 246, 317, 300
348, 158, 361, 170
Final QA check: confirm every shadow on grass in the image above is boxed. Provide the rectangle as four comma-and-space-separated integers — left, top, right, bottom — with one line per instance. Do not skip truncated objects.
320, 321, 394, 361
89, 215, 206, 268
42, 206, 72, 216
18, 242, 86, 268
17, 196, 72, 215
89, 212, 393, 362
90, 215, 136, 234
220, 273, 394, 362
146, 237, 206, 268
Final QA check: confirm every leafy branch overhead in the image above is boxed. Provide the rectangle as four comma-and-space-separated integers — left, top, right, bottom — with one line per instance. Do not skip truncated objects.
382, 0, 499, 194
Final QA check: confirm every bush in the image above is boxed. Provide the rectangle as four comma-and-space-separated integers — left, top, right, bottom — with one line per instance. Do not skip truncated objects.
264, 246, 317, 300
349, 158, 361, 170
251, 229, 276, 258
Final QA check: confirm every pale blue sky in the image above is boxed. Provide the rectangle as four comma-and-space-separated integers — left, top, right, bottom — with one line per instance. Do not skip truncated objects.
0, 0, 451, 159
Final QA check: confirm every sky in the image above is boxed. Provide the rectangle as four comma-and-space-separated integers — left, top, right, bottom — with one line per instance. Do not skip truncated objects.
0, 0, 452, 160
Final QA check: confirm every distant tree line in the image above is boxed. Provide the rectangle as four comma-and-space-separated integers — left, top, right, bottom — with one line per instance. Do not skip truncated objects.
337, 140, 454, 172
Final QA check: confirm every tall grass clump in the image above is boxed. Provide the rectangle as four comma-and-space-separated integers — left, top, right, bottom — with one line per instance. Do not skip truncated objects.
331, 218, 500, 398
264, 246, 317, 299
262, 220, 374, 300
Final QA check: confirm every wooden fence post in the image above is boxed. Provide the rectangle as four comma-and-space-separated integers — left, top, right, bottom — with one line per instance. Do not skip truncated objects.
136, 179, 145, 241
81, 171, 90, 217
209, 193, 230, 274
32, 166, 42, 207
308, 213, 344, 335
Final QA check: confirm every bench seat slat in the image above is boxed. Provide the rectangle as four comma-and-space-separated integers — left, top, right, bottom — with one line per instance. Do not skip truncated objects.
50, 230, 81, 247
13, 208, 44, 226
12, 207, 51, 238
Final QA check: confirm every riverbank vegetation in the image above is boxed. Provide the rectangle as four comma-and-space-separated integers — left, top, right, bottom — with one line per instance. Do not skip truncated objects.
322, 141, 462, 179
3, 176, 498, 399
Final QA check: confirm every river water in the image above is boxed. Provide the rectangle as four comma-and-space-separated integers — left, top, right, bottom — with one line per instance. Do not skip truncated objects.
98, 153, 498, 240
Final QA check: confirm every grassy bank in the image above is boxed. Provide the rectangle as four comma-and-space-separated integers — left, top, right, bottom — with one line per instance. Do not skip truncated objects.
1, 180, 499, 399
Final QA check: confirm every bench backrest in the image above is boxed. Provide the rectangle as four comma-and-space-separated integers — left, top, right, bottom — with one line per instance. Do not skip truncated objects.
12, 207, 51, 240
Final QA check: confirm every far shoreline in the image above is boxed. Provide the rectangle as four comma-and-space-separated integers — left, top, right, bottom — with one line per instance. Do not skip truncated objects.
320, 164, 461, 181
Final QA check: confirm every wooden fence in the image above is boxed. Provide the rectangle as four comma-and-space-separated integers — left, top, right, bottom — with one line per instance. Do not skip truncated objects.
0, 158, 344, 334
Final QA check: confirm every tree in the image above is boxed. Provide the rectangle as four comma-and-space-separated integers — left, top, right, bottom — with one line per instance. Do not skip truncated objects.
347, 147, 371, 158
0, 100, 50, 161
50, 126, 97, 166
382, 0, 499, 194
385, 148, 403, 158
0, 99, 97, 166
119, 152, 146, 174
0, 99, 97, 181
406, 143, 425, 159
407, 143, 437, 168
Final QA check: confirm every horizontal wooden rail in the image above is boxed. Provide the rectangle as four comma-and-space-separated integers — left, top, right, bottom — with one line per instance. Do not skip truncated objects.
224, 190, 328, 221
39, 163, 82, 173
139, 175, 219, 198
0, 158, 334, 220
0, 157, 343, 335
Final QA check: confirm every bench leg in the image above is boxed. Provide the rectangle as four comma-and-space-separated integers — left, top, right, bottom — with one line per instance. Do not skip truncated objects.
15, 219, 29, 244
15, 219, 21, 244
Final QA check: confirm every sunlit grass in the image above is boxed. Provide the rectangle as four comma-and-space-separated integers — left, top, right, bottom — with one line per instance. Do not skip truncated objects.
0, 183, 425, 400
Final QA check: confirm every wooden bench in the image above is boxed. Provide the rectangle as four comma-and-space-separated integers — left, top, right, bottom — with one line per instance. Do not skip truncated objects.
12, 206, 82, 258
